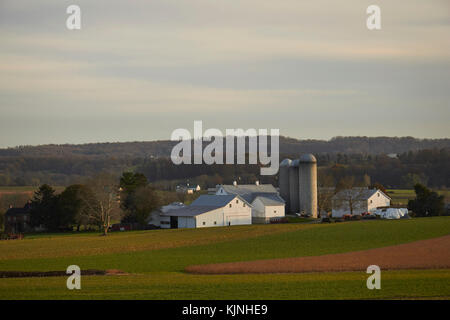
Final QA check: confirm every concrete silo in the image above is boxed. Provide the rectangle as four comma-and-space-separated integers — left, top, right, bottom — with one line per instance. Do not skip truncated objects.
279, 159, 291, 213
299, 154, 318, 218
289, 159, 300, 214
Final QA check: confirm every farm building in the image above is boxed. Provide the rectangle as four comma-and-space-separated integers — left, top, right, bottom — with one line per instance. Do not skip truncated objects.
176, 183, 201, 194
4, 202, 32, 233
147, 202, 186, 227
215, 182, 285, 223
332, 188, 391, 217
160, 194, 252, 229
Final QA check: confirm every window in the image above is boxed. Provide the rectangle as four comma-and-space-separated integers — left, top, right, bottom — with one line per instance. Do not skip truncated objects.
214, 221, 217, 225
236, 200, 239, 204
203, 222, 206, 225
274, 210, 277, 213
229, 204, 232, 208
377, 193, 380, 197
243, 203, 246, 207
370, 200, 373, 204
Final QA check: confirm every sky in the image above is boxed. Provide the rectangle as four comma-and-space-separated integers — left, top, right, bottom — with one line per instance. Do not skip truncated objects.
0, 0, 449, 148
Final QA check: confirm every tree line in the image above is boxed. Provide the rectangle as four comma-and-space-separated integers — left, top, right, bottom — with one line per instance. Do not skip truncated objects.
0, 147, 449, 190
27, 172, 162, 235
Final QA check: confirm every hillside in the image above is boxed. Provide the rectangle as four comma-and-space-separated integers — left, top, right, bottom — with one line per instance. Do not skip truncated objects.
0, 137, 449, 188
1, 136, 449, 159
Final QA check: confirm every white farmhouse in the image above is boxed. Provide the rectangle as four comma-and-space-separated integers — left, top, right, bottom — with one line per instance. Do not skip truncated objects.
215, 182, 285, 223
332, 188, 391, 217
160, 194, 252, 229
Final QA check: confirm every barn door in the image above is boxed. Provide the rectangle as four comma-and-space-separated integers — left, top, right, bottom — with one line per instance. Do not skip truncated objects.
170, 216, 178, 228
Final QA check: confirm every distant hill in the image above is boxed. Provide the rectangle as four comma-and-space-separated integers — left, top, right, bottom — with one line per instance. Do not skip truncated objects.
1, 136, 449, 158
0, 136, 449, 188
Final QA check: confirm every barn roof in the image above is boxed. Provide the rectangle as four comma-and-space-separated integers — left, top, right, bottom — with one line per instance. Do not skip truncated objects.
162, 194, 250, 217
332, 188, 391, 201
191, 194, 237, 207
218, 184, 280, 203
254, 194, 285, 206
5, 203, 31, 216
161, 205, 220, 217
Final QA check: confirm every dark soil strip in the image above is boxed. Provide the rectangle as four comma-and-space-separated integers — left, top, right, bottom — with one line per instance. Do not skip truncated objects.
0, 269, 127, 278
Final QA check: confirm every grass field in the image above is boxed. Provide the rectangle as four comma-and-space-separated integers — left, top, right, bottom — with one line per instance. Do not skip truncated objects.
387, 189, 450, 205
0, 217, 449, 299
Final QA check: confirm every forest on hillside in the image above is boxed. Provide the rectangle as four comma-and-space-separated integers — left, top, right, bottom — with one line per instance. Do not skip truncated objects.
1, 136, 449, 158
0, 139, 448, 190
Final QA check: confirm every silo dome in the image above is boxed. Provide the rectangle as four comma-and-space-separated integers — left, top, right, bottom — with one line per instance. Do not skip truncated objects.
299, 153, 317, 163
280, 158, 292, 167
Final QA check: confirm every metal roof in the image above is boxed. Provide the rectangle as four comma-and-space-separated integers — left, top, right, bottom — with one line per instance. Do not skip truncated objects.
254, 194, 285, 206
332, 188, 391, 201
219, 184, 279, 203
191, 194, 237, 207
162, 194, 250, 217
161, 205, 220, 217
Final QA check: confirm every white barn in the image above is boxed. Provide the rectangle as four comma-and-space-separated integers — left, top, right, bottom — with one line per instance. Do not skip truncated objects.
332, 188, 391, 217
160, 194, 252, 229
215, 182, 285, 223
147, 202, 186, 227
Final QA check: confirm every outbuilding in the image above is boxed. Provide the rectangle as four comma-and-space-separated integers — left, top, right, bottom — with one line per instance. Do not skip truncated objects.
215, 182, 285, 223
160, 194, 252, 229
332, 188, 391, 217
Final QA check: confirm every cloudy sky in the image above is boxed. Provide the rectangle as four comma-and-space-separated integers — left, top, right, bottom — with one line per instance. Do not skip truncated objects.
0, 0, 449, 147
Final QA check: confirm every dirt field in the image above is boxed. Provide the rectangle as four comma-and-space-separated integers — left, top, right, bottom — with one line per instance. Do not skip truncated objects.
186, 235, 450, 274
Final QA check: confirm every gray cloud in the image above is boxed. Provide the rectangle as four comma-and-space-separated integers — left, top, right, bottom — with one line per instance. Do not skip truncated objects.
0, 0, 449, 147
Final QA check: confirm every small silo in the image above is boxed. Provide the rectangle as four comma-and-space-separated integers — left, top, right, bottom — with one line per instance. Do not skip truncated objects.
289, 159, 300, 214
279, 159, 291, 213
299, 154, 318, 218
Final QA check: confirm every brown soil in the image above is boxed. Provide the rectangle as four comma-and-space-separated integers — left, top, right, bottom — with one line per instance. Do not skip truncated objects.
105, 269, 128, 275
186, 235, 450, 274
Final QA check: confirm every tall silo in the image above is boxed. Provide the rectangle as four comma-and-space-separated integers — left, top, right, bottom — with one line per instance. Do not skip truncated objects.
279, 159, 291, 213
289, 159, 300, 214
299, 154, 318, 218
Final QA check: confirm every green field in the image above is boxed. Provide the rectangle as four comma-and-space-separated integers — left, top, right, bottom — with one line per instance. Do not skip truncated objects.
387, 189, 450, 205
0, 217, 449, 299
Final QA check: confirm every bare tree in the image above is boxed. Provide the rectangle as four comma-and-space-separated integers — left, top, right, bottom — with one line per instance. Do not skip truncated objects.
317, 173, 335, 217
334, 176, 368, 216
82, 173, 123, 235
